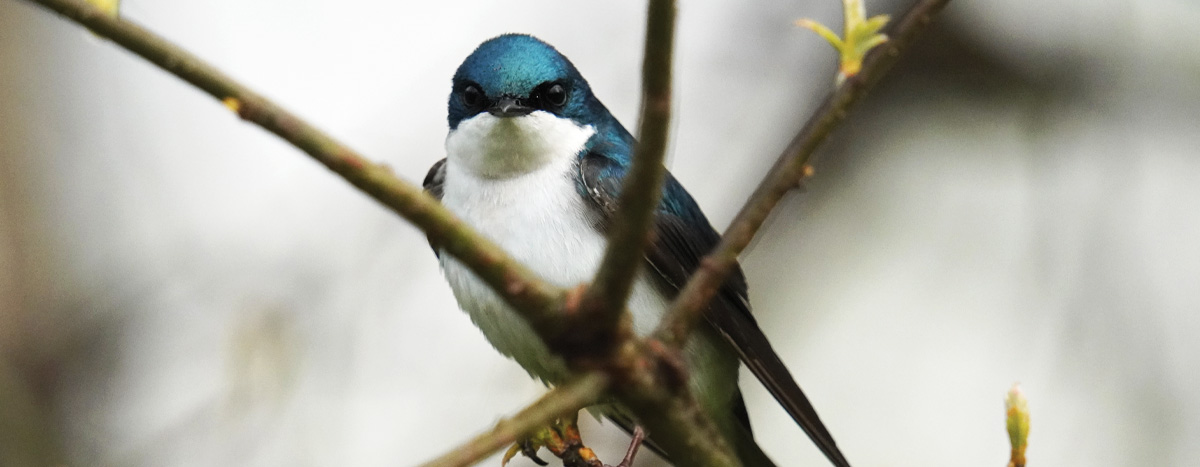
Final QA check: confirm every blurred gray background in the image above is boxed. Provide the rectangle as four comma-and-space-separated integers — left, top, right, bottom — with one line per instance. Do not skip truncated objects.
1, 0, 1197, 466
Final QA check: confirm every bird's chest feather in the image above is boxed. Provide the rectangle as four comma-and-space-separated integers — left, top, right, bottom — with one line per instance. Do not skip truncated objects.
437, 113, 667, 381
436, 113, 736, 412
439, 160, 608, 382
442, 155, 606, 291
441, 112, 609, 293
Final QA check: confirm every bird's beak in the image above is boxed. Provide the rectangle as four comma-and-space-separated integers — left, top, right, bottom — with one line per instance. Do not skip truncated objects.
488, 97, 534, 118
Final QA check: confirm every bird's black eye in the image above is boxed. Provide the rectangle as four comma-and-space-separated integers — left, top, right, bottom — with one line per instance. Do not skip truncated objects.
461, 84, 484, 110
540, 83, 568, 108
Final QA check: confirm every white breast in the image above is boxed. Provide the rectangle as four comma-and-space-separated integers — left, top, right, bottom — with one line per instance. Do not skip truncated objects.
438, 111, 670, 383
437, 112, 737, 414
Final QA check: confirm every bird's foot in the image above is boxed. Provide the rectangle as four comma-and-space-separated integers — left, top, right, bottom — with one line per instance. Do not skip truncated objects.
607, 426, 645, 467
501, 415, 603, 467
503, 435, 550, 466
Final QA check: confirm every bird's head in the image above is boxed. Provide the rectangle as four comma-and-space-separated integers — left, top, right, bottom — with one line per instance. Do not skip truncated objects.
446, 34, 623, 178
448, 34, 595, 129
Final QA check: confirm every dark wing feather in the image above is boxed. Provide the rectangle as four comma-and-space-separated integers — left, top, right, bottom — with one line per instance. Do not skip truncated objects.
423, 158, 448, 256
424, 158, 447, 200
580, 152, 851, 467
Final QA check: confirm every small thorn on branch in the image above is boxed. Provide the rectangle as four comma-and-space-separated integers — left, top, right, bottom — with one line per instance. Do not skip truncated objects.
222, 96, 241, 114
505, 272, 528, 297
793, 164, 817, 191
563, 284, 587, 316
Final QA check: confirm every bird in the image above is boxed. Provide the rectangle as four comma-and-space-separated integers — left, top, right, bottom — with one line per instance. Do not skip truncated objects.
424, 33, 850, 467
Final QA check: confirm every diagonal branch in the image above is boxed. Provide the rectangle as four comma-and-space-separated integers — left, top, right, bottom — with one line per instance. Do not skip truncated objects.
18, 1, 950, 466
19, 0, 570, 333
656, 0, 952, 347
419, 372, 609, 467
580, 0, 675, 331
19, 1, 738, 465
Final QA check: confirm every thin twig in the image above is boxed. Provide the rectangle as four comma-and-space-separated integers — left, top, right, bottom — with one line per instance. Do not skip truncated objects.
419, 373, 609, 467
655, 0, 952, 347
19, 0, 569, 333
575, 1, 741, 464
580, 0, 676, 333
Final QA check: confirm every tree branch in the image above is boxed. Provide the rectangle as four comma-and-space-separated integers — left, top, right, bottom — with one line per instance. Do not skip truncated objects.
580, 0, 675, 332
19, 0, 572, 335
569, 2, 741, 464
20, 0, 738, 464
608, 340, 740, 467
419, 372, 609, 467
17, 1, 950, 466
655, 0, 952, 347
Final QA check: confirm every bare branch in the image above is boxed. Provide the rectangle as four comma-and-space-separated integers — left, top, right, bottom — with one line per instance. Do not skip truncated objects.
17, 1, 951, 466
18, 0, 569, 332
581, 0, 675, 330
572, 2, 741, 464
419, 372, 609, 467
20, 1, 737, 464
656, 0, 953, 347
610, 340, 741, 467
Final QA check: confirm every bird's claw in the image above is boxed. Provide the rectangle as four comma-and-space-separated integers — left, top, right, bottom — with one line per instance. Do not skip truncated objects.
522, 438, 549, 466
501, 415, 603, 467
502, 433, 549, 466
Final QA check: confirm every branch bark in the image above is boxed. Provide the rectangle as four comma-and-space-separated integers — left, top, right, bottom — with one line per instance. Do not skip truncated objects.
656, 0, 953, 347
419, 372, 609, 467
579, 0, 675, 334
608, 341, 740, 467
16, 0, 951, 466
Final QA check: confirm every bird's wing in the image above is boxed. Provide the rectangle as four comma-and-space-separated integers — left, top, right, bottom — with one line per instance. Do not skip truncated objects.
423, 159, 448, 256
579, 151, 851, 467
423, 158, 448, 200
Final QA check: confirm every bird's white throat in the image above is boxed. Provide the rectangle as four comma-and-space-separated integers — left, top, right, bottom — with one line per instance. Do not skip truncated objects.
445, 111, 594, 179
